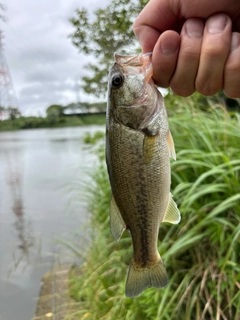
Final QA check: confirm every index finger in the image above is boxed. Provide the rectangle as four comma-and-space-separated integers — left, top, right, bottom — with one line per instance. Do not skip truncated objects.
133, 0, 177, 52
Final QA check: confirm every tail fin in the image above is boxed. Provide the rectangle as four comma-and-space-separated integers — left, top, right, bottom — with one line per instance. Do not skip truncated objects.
125, 259, 168, 298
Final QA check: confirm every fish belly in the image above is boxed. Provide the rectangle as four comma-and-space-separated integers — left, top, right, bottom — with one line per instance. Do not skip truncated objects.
107, 121, 170, 267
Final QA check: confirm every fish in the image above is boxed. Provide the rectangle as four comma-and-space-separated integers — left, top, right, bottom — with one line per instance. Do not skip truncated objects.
105, 52, 181, 298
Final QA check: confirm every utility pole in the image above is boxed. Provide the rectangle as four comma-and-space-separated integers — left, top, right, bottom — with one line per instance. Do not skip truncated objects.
0, 30, 18, 119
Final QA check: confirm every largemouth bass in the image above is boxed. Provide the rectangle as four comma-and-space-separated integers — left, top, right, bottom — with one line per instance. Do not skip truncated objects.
106, 52, 181, 298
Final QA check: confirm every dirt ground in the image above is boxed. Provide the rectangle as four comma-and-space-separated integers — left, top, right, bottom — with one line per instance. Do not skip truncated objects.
33, 264, 80, 320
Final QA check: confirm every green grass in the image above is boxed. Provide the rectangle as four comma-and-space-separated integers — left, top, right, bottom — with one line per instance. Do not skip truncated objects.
83, 131, 105, 144
69, 96, 240, 320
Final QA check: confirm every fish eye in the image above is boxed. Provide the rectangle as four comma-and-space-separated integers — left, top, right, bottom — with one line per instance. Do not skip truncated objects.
111, 73, 123, 89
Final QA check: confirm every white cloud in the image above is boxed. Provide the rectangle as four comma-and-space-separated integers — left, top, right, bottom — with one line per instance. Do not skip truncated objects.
1, 0, 110, 116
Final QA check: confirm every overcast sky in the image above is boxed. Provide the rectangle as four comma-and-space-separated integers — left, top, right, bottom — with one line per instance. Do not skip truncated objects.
1, 0, 110, 116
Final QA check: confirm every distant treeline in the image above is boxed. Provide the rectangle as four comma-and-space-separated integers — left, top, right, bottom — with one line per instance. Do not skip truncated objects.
0, 113, 106, 131
0, 102, 106, 131
1, 94, 239, 132
62, 101, 106, 114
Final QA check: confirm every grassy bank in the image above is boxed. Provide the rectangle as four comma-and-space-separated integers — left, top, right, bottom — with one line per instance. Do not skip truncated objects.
69, 98, 240, 320
0, 113, 106, 131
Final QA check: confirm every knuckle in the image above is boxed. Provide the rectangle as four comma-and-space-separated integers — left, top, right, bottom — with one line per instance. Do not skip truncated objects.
225, 61, 240, 74
132, 22, 140, 35
203, 46, 224, 59
223, 88, 240, 99
195, 80, 221, 96
181, 45, 201, 59
170, 82, 194, 97
153, 77, 169, 88
202, 38, 230, 59
224, 63, 240, 98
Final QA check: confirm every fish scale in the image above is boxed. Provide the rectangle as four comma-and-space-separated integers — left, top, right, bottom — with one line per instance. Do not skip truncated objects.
109, 121, 169, 259
106, 53, 181, 298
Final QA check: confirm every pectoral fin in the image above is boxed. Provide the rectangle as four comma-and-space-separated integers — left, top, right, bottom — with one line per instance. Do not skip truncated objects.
162, 193, 181, 224
143, 134, 157, 165
110, 195, 126, 241
167, 130, 176, 160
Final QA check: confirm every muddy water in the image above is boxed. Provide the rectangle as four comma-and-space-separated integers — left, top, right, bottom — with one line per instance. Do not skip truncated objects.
0, 126, 104, 320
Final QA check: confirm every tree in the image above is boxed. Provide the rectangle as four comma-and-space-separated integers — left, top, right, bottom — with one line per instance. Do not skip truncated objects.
69, 0, 148, 97
46, 104, 63, 125
0, 106, 5, 119
46, 104, 64, 117
6, 107, 21, 120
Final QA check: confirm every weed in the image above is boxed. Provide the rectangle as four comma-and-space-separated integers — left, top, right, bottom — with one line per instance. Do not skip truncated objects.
69, 96, 240, 320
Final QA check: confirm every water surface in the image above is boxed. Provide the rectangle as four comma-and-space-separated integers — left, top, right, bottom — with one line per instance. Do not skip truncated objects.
0, 126, 104, 320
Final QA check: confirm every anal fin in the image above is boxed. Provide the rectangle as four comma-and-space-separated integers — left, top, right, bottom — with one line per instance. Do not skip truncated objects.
162, 193, 181, 224
110, 195, 126, 241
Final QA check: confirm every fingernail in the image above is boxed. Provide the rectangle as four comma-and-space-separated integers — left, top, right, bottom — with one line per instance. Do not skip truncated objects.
185, 19, 204, 38
231, 32, 240, 51
160, 37, 179, 55
207, 14, 227, 34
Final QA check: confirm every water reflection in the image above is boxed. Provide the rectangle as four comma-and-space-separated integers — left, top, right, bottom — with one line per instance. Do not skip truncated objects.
5, 149, 36, 275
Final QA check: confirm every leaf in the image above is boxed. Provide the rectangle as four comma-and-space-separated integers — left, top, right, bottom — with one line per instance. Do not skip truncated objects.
69, 0, 146, 97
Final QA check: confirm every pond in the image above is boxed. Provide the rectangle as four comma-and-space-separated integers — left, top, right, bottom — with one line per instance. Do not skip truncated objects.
0, 126, 104, 320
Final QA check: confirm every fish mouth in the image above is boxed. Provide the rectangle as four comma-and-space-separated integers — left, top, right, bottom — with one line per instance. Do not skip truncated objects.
114, 52, 152, 65
114, 52, 153, 84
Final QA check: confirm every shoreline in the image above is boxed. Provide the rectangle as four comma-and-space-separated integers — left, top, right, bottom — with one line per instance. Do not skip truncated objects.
33, 264, 80, 320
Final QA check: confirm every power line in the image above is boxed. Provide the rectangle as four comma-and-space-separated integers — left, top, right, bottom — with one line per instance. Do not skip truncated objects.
0, 30, 18, 118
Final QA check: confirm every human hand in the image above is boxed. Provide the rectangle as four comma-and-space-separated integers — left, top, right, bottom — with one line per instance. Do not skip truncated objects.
133, 0, 240, 98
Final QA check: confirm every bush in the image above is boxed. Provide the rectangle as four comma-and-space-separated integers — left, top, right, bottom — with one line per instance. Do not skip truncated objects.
69, 99, 240, 320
